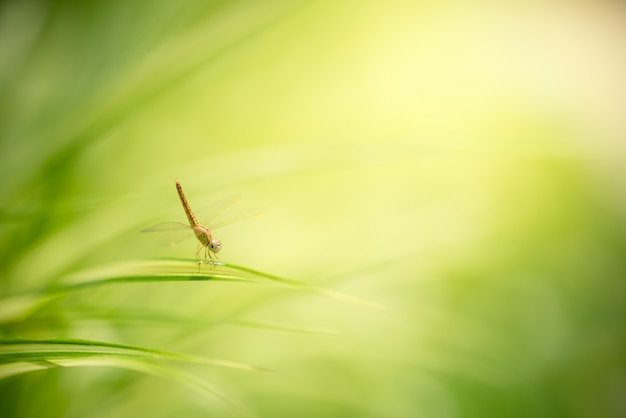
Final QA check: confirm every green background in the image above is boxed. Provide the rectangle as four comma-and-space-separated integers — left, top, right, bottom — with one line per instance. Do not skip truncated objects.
1, 0, 626, 417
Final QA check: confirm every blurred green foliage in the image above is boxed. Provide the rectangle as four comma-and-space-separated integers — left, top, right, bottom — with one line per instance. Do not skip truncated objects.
1, 0, 626, 417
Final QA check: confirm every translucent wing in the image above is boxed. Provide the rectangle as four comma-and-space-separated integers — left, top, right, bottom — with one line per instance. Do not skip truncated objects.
198, 196, 242, 226
140, 222, 194, 246
205, 206, 265, 229
141, 222, 190, 232
197, 196, 264, 230
141, 195, 263, 248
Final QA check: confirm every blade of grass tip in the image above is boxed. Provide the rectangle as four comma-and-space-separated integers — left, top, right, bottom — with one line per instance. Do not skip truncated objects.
220, 262, 386, 311
0, 339, 269, 372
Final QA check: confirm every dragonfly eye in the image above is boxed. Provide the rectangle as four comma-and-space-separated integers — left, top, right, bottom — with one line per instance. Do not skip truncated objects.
209, 239, 222, 253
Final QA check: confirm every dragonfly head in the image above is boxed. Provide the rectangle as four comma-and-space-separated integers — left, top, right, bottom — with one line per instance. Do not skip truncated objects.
209, 239, 222, 254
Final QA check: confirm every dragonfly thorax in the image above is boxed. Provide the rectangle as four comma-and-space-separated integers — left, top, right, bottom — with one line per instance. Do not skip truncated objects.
193, 225, 222, 253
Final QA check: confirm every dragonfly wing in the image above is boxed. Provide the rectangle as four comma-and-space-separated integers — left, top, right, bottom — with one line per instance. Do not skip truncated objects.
206, 206, 265, 229
140, 222, 190, 232
199, 196, 242, 225
141, 222, 194, 246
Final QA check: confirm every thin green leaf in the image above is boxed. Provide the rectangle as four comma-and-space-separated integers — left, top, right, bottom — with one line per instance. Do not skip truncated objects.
0, 259, 383, 324
218, 261, 385, 310
0, 338, 269, 372
0, 355, 245, 416
55, 306, 338, 336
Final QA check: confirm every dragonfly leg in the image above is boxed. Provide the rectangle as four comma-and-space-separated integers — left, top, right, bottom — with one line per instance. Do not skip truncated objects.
205, 247, 216, 268
195, 244, 203, 271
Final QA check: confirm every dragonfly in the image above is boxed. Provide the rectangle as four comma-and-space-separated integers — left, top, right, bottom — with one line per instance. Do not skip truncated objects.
142, 179, 262, 265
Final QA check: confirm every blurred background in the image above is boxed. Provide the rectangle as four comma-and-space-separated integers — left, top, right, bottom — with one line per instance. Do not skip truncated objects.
1, 0, 626, 417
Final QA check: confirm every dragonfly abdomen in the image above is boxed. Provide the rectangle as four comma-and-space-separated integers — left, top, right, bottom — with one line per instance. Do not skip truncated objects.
175, 180, 199, 227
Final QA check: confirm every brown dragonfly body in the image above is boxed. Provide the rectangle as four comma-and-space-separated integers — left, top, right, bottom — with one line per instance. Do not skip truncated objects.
175, 180, 222, 260
142, 179, 261, 265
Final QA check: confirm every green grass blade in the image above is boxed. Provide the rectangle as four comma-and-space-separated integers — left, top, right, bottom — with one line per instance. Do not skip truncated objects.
0, 338, 268, 372
0, 355, 244, 415
0, 259, 383, 324
53, 306, 338, 336
218, 261, 385, 310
